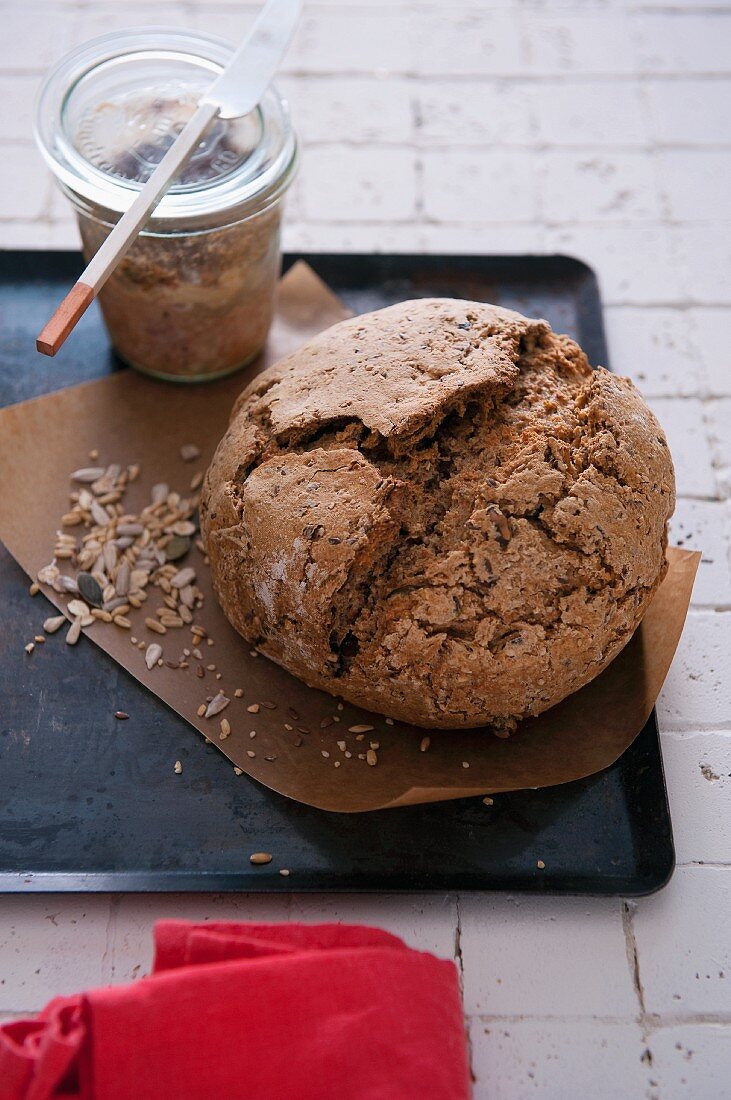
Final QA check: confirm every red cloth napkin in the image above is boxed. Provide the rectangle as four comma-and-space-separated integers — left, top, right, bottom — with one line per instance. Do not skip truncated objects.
0, 921, 470, 1100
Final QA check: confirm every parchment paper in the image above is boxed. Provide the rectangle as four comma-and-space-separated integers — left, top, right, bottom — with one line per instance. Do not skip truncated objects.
0, 263, 699, 812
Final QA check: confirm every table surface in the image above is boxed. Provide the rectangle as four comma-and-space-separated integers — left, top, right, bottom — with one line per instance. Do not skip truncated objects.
1, 2, 729, 1097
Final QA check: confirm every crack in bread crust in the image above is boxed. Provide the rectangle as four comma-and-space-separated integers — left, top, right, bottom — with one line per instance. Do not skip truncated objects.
201, 298, 675, 729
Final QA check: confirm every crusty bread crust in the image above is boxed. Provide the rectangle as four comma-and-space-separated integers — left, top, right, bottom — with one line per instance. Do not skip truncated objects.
201, 298, 676, 729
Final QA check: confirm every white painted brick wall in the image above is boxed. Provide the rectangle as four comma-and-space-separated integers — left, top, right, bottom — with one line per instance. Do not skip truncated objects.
459, 895, 638, 1017
1, 1, 730, 1096
632, 867, 731, 1015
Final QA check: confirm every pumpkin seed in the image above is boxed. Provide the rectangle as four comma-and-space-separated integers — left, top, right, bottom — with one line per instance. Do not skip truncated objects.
165, 535, 191, 562
77, 572, 103, 607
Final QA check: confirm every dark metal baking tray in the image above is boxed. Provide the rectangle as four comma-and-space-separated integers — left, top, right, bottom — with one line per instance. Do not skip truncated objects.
0, 250, 674, 895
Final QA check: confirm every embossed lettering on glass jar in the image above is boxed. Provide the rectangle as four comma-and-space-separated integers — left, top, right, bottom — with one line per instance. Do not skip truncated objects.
35, 29, 298, 382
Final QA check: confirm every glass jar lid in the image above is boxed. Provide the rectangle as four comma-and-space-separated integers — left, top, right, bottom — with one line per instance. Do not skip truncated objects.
35, 28, 297, 223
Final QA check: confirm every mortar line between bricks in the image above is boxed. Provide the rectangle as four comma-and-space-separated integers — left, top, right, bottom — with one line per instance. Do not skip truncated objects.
677, 861, 731, 868
622, 900, 647, 1019
465, 1012, 731, 1027
6, 67, 731, 82
8, 135, 731, 162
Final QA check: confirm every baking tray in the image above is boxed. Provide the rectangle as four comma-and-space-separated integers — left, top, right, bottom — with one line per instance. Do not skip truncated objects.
0, 250, 674, 895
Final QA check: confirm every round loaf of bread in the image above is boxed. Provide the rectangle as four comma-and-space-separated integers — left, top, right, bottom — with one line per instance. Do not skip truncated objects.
201, 298, 675, 729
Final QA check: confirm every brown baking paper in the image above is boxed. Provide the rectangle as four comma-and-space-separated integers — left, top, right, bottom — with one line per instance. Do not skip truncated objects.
0, 263, 699, 812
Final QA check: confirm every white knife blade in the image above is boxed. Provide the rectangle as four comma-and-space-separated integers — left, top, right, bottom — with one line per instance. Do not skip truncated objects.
203, 0, 303, 119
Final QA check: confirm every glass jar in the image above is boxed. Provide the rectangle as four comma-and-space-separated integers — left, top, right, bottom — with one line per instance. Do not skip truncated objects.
35, 29, 298, 382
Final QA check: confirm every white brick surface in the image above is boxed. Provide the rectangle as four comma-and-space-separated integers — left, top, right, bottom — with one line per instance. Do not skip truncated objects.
299, 146, 416, 221
422, 149, 540, 224
544, 151, 660, 223
646, 79, 731, 146
669, 499, 731, 607
678, 227, 731, 304
648, 398, 717, 499
0, 897, 112, 1012
543, 225, 686, 304
281, 76, 413, 145
632, 866, 731, 1015
604, 307, 702, 398
648, 1025, 731, 1100
415, 80, 536, 147
692, 309, 731, 396
660, 732, 731, 865
707, 399, 731, 495
522, 12, 637, 76
536, 81, 646, 147
633, 14, 731, 75
469, 1019, 648, 1100
660, 150, 731, 224
2, 1, 731, 1093
459, 895, 637, 1017
657, 612, 731, 731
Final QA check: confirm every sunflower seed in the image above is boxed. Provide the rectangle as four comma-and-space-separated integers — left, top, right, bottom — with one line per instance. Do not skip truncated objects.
71, 467, 105, 483
172, 521, 196, 537
117, 523, 143, 537
115, 561, 131, 596
145, 643, 163, 670
104, 596, 128, 612
102, 543, 118, 573
190, 471, 204, 491
77, 572, 103, 607
90, 500, 111, 527
179, 585, 196, 608
44, 615, 67, 633
151, 483, 169, 505
205, 692, 230, 718
349, 725, 374, 734
66, 618, 82, 646
165, 536, 191, 562
170, 566, 196, 589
